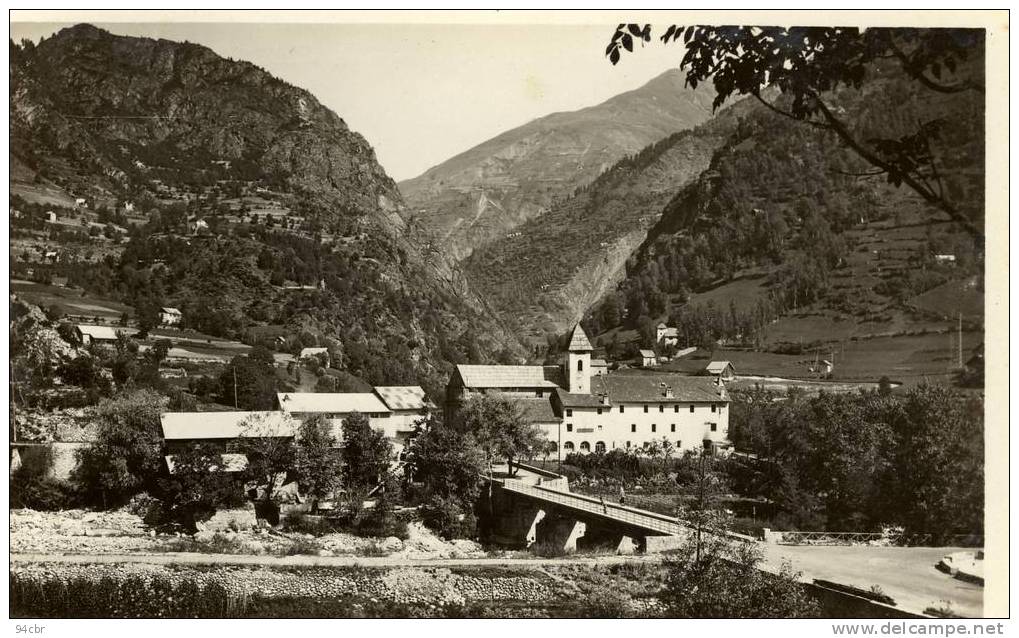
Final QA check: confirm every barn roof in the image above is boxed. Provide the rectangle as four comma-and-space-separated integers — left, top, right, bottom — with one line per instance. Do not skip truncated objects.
639, 349, 657, 357
276, 393, 390, 414
705, 361, 735, 374
160, 411, 296, 440
76, 324, 124, 341
455, 365, 564, 389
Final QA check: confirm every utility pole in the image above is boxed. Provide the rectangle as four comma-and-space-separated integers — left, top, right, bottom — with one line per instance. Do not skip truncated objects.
233, 365, 238, 409
958, 312, 963, 368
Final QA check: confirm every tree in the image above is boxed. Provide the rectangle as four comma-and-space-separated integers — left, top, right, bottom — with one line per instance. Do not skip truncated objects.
292, 415, 342, 510
157, 442, 237, 530
134, 297, 162, 338
72, 390, 168, 508
406, 414, 485, 505
219, 354, 278, 410
237, 412, 297, 504
450, 394, 545, 476
607, 25, 984, 240
661, 533, 819, 618
341, 412, 392, 492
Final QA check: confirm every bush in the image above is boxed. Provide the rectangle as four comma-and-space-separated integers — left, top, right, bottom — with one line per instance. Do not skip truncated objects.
10, 471, 77, 510
420, 495, 477, 540
283, 537, 322, 556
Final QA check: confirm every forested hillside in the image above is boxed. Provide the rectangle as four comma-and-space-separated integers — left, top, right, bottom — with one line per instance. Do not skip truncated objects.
583, 62, 984, 355
9, 25, 525, 400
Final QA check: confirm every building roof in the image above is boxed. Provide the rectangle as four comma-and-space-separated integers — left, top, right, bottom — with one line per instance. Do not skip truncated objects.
639, 349, 657, 357
510, 397, 560, 424
591, 373, 729, 403
161, 411, 296, 440
567, 324, 594, 352
455, 364, 564, 389
705, 361, 735, 374
591, 359, 608, 367
76, 324, 121, 341
277, 392, 391, 414
165, 453, 248, 474
657, 322, 667, 328
374, 386, 434, 411
554, 387, 609, 409
659, 327, 679, 337
161, 307, 182, 315
300, 347, 329, 358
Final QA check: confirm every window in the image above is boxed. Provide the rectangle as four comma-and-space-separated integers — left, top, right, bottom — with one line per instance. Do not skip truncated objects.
711, 404, 717, 413
676, 440, 682, 448
659, 404, 664, 413
580, 441, 591, 453
689, 405, 695, 413
643, 405, 648, 413
626, 441, 631, 448
597, 425, 603, 431
549, 441, 558, 451
631, 424, 636, 433
536, 390, 543, 398
595, 441, 606, 454
566, 409, 573, 417
597, 408, 603, 415
563, 441, 574, 452
566, 423, 573, 432
619, 405, 625, 413
578, 359, 584, 371
710, 423, 718, 432
674, 405, 679, 413
670, 424, 676, 432
651, 424, 657, 433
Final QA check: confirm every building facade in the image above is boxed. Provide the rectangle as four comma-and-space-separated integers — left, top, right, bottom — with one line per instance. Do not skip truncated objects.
446, 324, 731, 456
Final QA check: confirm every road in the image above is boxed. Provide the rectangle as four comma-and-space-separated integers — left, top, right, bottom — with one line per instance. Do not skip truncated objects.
761, 544, 983, 618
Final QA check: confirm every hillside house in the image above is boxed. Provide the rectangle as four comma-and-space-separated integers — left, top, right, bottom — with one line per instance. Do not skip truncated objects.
705, 361, 737, 382
446, 324, 730, 457
159, 307, 183, 326
656, 323, 680, 346
591, 358, 609, 376
300, 347, 330, 367
75, 324, 121, 346
640, 349, 658, 368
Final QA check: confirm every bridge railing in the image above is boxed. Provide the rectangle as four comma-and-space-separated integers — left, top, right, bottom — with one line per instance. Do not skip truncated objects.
500, 481, 685, 535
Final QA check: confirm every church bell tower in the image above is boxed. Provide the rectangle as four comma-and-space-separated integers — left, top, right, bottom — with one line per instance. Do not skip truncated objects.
563, 323, 593, 394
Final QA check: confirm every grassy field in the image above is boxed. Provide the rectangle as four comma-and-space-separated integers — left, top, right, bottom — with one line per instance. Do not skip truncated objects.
12, 280, 134, 321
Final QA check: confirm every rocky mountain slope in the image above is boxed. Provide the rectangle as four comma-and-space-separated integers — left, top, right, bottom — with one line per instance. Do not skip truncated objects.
399, 69, 716, 260
9, 25, 525, 397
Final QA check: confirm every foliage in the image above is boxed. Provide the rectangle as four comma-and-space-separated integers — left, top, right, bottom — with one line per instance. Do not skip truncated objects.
71, 389, 168, 508
156, 442, 240, 530
727, 383, 983, 534
219, 352, 280, 410
420, 494, 478, 540
406, 414, 485, 504
236, 412, 298, 503
10, 472, 78, 510
340, 412, 393, 491
292, 415, 342, 506
608, 24, 984, 239
450, 394, 545, 474
661, 535, 819, 618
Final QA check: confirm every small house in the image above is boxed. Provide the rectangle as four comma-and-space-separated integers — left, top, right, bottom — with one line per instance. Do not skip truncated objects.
590, 358, 609, 376
159, 307, 183, 326
75, 324, 121, 346
656, 323, 679, 346
705, 361, 737, 382
639, 349, 658, 368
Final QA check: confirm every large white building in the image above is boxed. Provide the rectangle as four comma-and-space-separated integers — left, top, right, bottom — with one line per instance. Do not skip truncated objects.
446, 324, 731, 456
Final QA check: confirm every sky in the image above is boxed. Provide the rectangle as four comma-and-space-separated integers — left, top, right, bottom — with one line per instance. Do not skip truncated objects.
10, 19, 685, 181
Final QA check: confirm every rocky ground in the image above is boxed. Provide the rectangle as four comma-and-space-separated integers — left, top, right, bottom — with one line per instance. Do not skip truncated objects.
10, 509, 486, 559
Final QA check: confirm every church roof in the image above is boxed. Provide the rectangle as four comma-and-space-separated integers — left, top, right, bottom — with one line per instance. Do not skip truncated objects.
591, 373, 728, 403
567, 324, 594, 352
455, 365, 564, 389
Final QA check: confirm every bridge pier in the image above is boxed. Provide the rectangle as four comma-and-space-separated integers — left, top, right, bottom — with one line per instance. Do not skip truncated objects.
539, 516, 586, 553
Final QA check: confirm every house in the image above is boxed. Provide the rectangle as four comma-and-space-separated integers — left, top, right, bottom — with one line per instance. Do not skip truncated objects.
821, 360, 834, 375
590, 358, 609, 377
934, 254, 957, 264
159, 307, 183, 326
299, 347, 330, 367
51, 276, 69, 288
640, 349, 658, 368
446, 324, 731, 457
74, 198, 87, 208
276, 387, 432, 454
705, 361, 737, 382
656, 323, 679, 346
75, 324, 122, 346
